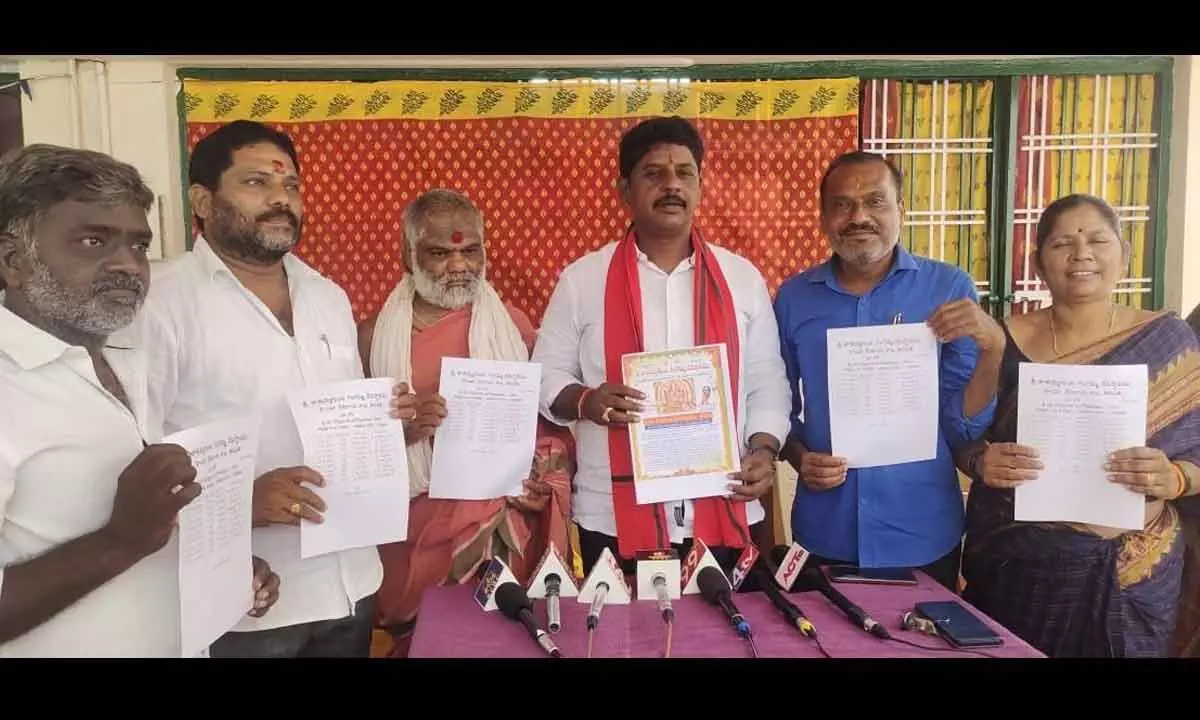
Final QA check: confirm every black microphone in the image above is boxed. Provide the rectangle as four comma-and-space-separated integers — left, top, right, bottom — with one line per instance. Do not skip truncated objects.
802, 566, 891, 639
544, 573, 562, 633
769, 546, 889, 640
495, 581, 563, 657
696, 566, 752, 639
752, 557, 817, 638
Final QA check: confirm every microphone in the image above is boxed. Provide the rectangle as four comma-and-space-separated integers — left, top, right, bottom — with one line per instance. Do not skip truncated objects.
752, 558, 816, 638
696, 566, 751, 639
544, 573, 562, 633
494, 581, 562, 657
587, 581, 609, 631
801, 566, 891, 639
652, 572, 674, 622
769, 546, 889, 640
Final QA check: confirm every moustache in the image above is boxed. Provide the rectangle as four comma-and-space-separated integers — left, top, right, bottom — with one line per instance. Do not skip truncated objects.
93, 273, 146, 297
441, 273, 477, 286
840, 223, 879, 235
654, 195, 687, 208
256, 209, 299, 227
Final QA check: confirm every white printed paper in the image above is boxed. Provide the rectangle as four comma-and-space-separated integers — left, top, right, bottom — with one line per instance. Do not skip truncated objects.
167, 416, 259, 660
1015, 362, 1148, 530
428, 358, 541, 500
827, 323, 940, 468
289, 378, 410, 558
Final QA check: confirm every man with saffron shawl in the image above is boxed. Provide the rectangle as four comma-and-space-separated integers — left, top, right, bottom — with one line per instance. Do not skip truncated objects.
956, 194, 1200, 658
532, 116, 792, 577
358, 189, 574, 658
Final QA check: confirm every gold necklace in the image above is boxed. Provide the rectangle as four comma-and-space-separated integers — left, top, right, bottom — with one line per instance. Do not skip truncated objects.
1049, 304, 1117, 355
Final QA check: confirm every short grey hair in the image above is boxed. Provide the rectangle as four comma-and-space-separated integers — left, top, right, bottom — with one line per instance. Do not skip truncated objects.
401, 189, 485, 262
0, 143, 154, 252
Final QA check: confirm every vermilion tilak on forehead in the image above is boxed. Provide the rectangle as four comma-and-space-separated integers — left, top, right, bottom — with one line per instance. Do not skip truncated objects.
271, 160, 285, 174
450, 231, 463, 244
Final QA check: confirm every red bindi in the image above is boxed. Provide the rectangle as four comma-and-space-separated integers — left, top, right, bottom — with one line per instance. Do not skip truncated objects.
271, 160, 285, 174
450, 231, 463, 244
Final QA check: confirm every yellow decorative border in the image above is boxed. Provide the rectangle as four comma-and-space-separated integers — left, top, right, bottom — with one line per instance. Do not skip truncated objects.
181, 78, 860, 123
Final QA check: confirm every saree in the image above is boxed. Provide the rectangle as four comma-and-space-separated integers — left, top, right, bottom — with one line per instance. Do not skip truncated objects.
370, 305, 576, 658
961, 311, 1200, 658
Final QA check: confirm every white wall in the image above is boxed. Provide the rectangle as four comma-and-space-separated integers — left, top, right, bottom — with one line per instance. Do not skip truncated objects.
17, 58, 183, 261
7, 54, 1199, 313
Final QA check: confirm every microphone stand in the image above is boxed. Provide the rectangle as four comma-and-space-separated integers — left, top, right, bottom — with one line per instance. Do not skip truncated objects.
652, 573, 674, 658
586, 582, 609, 659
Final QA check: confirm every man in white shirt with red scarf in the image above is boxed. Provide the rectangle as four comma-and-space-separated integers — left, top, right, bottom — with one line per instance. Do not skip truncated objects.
532, 116, 792, 579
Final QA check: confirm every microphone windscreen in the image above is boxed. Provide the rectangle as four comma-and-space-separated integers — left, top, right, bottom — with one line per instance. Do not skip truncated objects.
495, 581, 531, 619
696, 566, 730, 603
545, 573, 561, 590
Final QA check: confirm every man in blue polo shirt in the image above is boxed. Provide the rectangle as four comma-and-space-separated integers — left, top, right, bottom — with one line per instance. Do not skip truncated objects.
774, 151, 1006, 591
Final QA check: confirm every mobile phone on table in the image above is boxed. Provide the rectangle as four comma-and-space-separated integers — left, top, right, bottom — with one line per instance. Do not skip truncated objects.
913, 600, 1004, 648
827, 564, 918, 586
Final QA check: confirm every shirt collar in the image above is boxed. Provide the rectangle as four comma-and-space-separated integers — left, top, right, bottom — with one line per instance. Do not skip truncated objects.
193, 234, 319, 286
807, 244, 919, 286
632, 242, 696, 271
0, 304, 82, 370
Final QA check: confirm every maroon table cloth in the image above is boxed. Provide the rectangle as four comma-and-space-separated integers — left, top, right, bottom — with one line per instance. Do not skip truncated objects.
408, 571, 1045, 658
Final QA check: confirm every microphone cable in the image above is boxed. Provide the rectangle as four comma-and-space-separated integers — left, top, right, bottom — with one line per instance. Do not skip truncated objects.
886, 635, 998, 658
663, 617, 673, 658
812, 633, 833, 659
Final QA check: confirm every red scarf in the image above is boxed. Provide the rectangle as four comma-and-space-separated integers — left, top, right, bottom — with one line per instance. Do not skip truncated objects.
603, 226, 749, 560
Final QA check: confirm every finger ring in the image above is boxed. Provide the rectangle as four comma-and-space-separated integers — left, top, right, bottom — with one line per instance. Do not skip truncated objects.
289, 502, 302, 516
601, 406, 613, 422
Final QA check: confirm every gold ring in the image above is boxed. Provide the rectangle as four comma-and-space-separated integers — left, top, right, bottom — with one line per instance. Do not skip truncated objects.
290, 502, 302, 516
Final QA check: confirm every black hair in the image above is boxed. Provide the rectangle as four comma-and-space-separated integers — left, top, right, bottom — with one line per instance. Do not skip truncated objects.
188, 120, 301, 233
818, 151, 903, 202
618, 116, 704, 179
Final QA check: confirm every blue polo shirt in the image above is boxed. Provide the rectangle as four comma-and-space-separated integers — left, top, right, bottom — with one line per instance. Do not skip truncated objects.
774, 247, 995, 568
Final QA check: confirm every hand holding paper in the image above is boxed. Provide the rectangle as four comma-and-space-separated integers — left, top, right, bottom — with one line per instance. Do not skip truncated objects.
1105, 446, 1178, 499
249, 556, 280, 618
976, 443, 1044, 489
252, 466, 327, 526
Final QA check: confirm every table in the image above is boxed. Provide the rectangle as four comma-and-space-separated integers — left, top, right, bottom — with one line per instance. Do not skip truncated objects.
408, 571, 1045, 658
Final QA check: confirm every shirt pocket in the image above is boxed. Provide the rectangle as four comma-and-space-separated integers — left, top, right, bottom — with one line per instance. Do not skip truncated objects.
308, 334, 361, 383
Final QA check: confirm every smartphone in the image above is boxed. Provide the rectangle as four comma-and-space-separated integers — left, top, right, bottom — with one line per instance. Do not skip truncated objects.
914, 600, 1005, 648
827, 564, 918, 586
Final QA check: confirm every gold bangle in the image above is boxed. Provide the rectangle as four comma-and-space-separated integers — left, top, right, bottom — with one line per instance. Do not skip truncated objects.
1171, 463, 1188, 499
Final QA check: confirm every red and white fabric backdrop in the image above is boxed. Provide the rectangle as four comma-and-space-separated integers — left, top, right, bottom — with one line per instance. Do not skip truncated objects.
182, 78, 860, 323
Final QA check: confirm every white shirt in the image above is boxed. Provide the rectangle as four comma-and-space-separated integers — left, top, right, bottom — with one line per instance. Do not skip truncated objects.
140, 237, 383, 633
0, 306, 182, 657
532, 240, 792, 542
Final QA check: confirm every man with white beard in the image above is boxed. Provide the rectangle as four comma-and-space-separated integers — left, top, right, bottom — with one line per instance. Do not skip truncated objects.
140, 121, 416, 657
357, 189, 574, 657
0, 143, 280, 656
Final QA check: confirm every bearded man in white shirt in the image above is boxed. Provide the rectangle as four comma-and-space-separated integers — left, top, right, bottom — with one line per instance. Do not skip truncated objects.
0, 143, 280, 657
532, 116, 793, 580
141, 121, 416, 658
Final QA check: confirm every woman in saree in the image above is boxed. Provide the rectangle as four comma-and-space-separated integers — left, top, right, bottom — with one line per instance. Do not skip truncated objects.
956, 193, 1200, 658
1173, 305, 1200, 655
